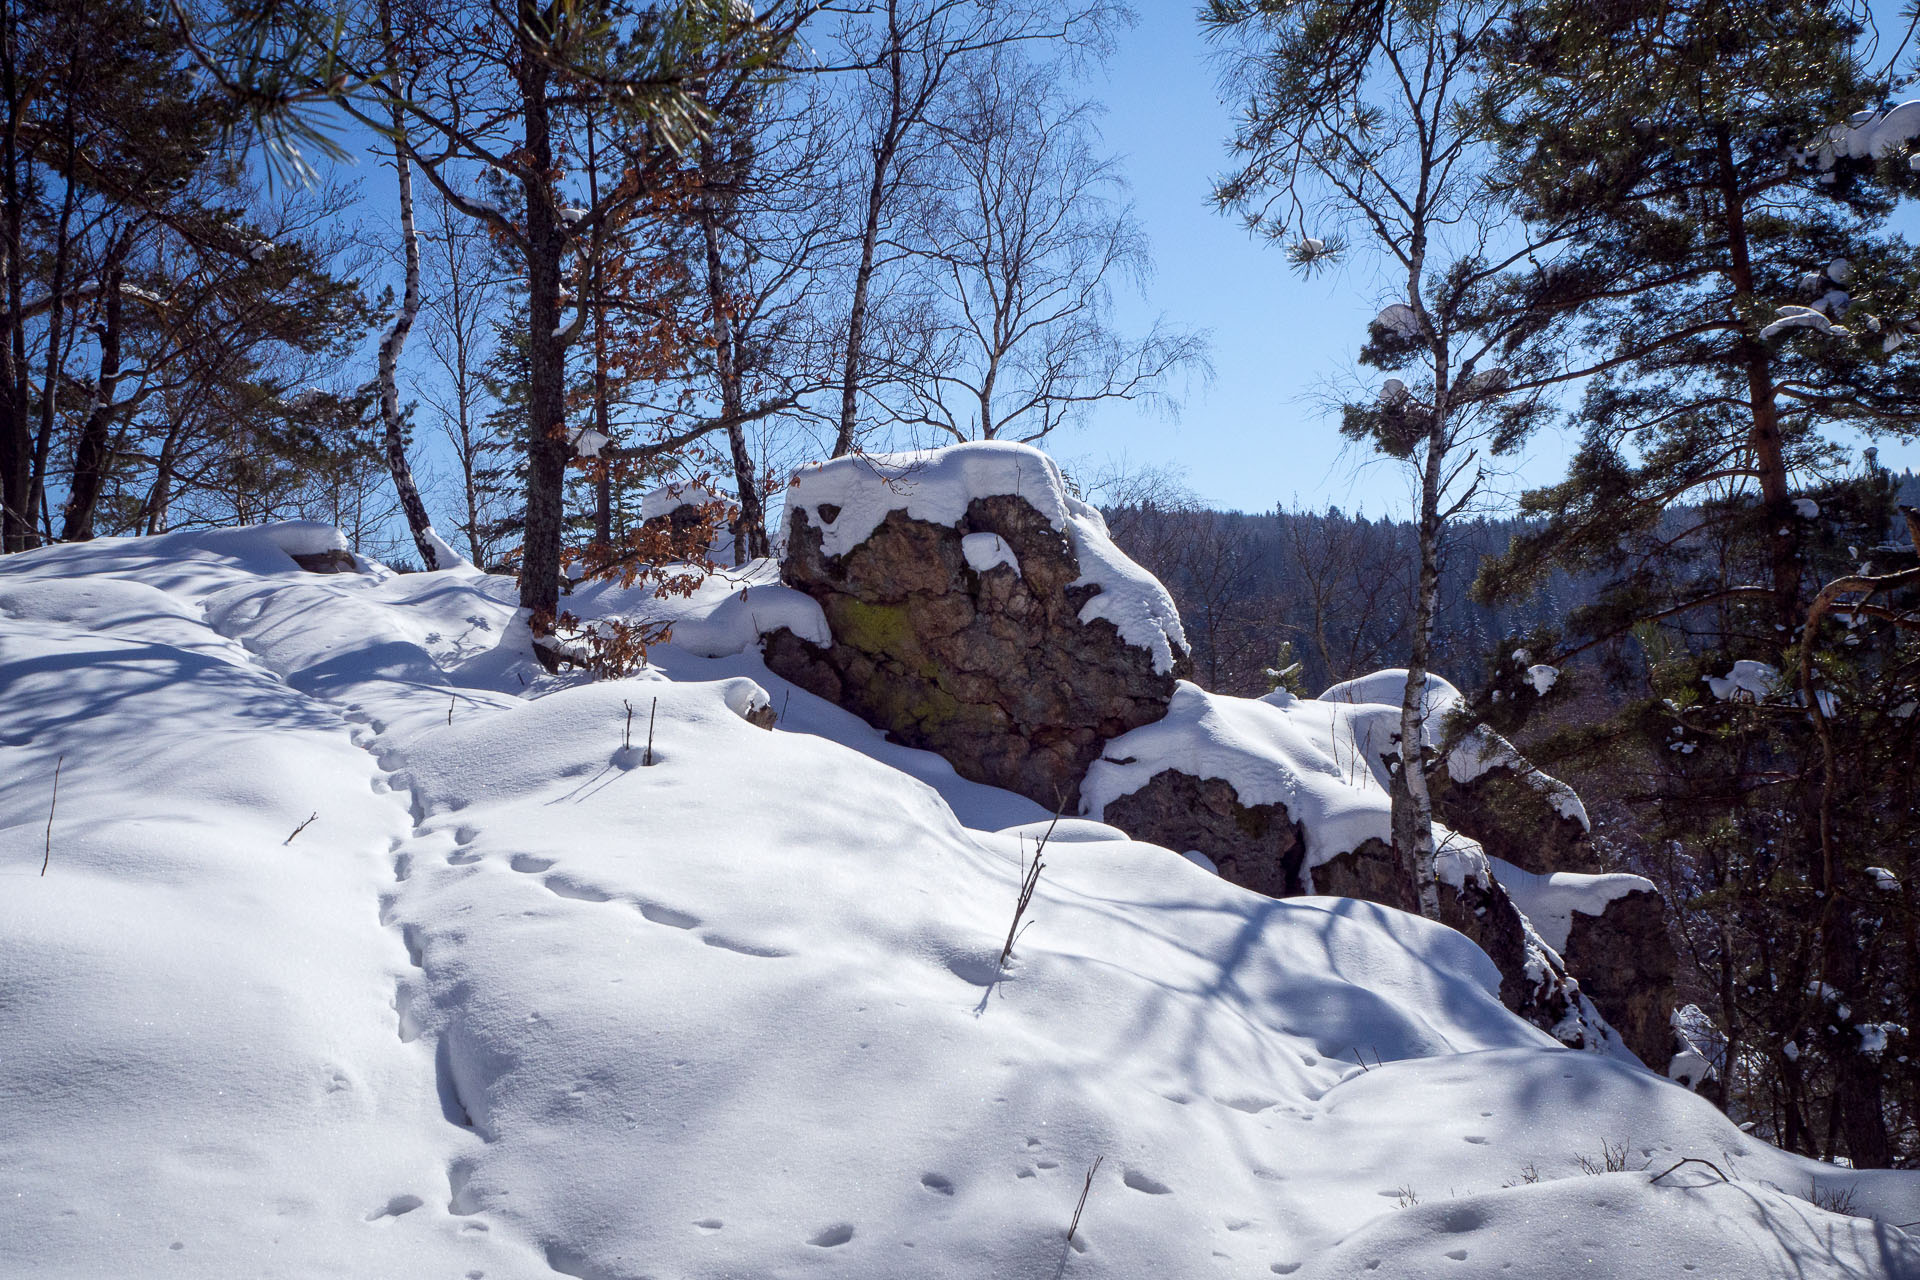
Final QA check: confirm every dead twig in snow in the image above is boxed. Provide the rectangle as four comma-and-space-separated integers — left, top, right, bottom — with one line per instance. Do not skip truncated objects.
42, 755, 63, 875
284, 812, 319, 845
1649, 1157, 1729, 1185
644, 697, 658, 766
1000, 800, 1065, 968
1068, 1156, 1103, 1242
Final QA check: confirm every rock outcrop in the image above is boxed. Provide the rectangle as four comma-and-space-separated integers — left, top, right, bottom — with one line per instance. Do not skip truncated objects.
756, 443, 1672, 1069
764, 444, 1188, 810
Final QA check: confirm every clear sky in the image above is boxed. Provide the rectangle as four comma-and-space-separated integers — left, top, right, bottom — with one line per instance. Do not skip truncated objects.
1066, 1, 1920, 517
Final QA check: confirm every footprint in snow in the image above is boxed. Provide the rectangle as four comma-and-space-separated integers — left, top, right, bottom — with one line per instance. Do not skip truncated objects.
637, 901, 700, 929
509, 854, 554, 873
920, 1174, 955, 1196
808, 1224, 855, 1248
1122, 1169, 1172, 1195
694, 1218, 723, 1232
699, 933, 789, 958
543, 875, 613, 903
365, 1194, 423, 1221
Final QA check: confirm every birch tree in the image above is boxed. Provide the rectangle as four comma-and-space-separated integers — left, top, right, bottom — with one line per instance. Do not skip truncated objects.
1206, 0, 1580, 916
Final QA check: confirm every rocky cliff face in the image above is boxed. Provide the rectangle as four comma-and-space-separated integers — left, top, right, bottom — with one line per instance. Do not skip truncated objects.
763, 444, 1188, 810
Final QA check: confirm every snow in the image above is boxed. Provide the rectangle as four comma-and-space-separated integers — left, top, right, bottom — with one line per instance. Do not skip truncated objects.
1793, 497, 1821, 518
1869, 866, 1901, 891
569, 424, 610, 458
639, 480, 728, 523
961, 530, 1020, 575
786, 442, 1187, 674
1761, 304, 1846, 340
1860, 1023, 1907, 1057
1375, 302, 1422, 337
1525, 663, 1558, 694
1322, 668, 1590, 829
1810, 100, 1920, 168
669, 579, 831, 657
1487, 856, 1658, 953
1708, 659, 1780, 702
6, 525, 1920, 1278
1084, 681, 1492, 886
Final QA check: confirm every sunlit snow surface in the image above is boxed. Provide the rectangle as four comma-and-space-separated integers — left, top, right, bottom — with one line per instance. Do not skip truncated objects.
4, 526, 1919, 1278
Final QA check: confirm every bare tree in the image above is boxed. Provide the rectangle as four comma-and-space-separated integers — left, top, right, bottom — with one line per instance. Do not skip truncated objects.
414, 186, 510, 564
1209, 0, 1580, 917
371, 0, 448, 570
687, 68, 845, 560
824, 0, 1123, 457
891, 47, 1206, 444
306, 0, 804, 621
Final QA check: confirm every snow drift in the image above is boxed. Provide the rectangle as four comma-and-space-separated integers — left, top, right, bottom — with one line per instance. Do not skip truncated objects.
3, 524, 1917, 1279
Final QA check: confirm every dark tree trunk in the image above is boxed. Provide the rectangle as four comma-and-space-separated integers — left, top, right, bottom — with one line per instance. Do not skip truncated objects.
60, 254, 126, 541
516, 0, 568, 618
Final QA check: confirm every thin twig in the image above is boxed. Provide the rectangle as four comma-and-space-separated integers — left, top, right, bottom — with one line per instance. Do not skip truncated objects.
1000, 799, 1066, 968
644, 696, 657, 766
41, 755, 63, 876
1068, 1156, 1103, 1242
284, 812, 319, 846
1649, 1157, 1730, 1185
448, 696, 455, 726
623, 699, 634, 751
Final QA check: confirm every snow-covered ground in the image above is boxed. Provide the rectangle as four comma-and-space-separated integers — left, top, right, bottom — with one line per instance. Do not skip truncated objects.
4, 525, 1918, 1278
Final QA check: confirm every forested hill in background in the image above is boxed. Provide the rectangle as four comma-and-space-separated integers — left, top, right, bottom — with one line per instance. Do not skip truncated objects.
1099, 468, 1920, 699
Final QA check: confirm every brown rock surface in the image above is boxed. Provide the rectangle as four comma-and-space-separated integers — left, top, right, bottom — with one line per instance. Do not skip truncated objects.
764, 493, 1186, 810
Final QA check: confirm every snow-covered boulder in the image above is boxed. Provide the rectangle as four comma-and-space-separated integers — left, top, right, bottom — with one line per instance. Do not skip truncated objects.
638, 480, 736, 564
765, 442, 1189, 809
1493, 857, 1675, 1070
1322, 669, 1597, 874
1081, 682, 1623, 1056
1315, 671, 1677, 1066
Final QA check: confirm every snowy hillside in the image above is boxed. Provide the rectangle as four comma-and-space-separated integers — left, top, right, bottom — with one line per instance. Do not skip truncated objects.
4, 526, 1919, 1278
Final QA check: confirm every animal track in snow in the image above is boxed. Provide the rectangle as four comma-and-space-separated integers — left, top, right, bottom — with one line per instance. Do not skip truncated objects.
699, 933, 789, 958
637, 901, 700, 929
542, 874, 613, 903
1122, 1169, 1172, 1195
694, 1218, 723, 1232
808, 1224, 855, 1248
1445, 1249, 1468, 1261
365, 1194, 423, 1221
509, 854, 554, 874
920, 1173, 954, 1195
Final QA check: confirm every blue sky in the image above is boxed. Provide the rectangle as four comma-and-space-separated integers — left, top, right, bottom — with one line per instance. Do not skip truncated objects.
1067, 2, 1920, 516
353, 2, 1920, 524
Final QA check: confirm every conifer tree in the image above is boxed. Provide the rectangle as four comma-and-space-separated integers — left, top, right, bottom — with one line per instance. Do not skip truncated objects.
1476, 0, 1920, 1165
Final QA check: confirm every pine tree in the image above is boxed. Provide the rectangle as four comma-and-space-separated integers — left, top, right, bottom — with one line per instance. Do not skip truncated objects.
1476, 0, 1920, 1166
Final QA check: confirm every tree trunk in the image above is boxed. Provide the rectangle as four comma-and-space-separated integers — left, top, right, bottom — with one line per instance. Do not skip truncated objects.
833, 1, 906, 458
376, 3, 441, 571
60, 252, 127, 541
1713, 127, 1797, 625
0, 0, 30, 553
516, 0, 569, 618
